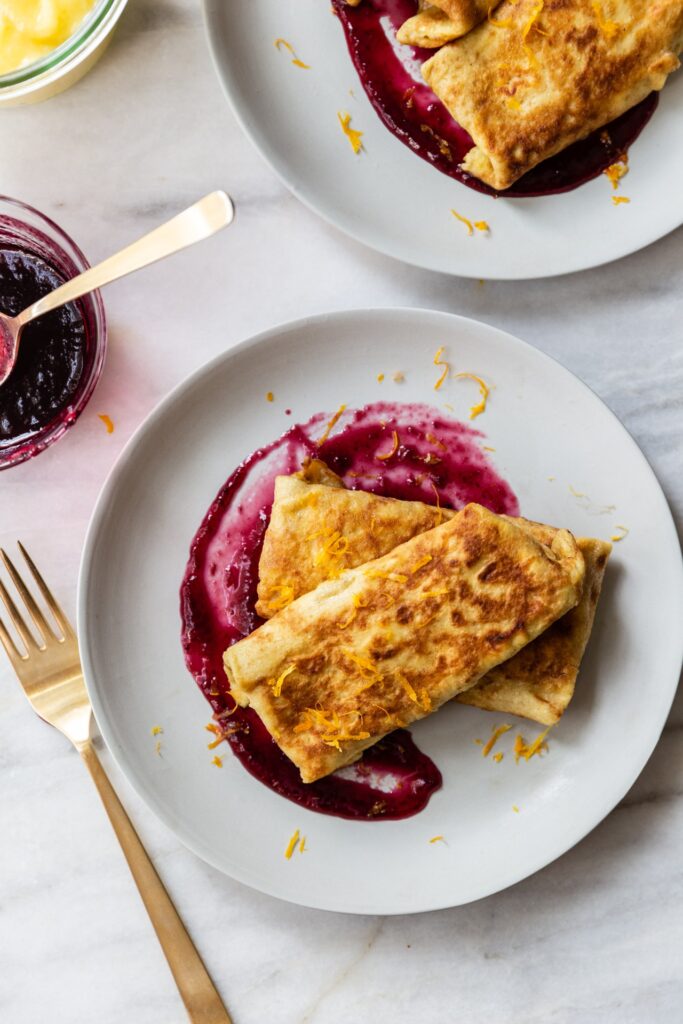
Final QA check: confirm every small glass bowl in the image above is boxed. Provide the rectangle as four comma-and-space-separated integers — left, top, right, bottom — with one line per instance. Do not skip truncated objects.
0, 0, 129, 107
0, 197, 107, 470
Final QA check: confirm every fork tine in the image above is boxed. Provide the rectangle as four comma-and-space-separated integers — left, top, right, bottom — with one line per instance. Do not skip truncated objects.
0, 614, 24, 668
0, 547, 57, 644
0, 578, 41, 653
16, 542, 74, 639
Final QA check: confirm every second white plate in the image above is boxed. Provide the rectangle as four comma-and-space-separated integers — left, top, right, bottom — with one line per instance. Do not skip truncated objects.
204, 0, 683, 279
78, 308, 682, 914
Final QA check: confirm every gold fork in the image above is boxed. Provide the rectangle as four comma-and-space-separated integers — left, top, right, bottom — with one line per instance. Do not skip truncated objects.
0, 543, 233, 1024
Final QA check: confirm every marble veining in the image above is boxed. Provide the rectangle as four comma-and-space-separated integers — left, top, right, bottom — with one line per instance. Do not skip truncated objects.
0, 1, 682, 1021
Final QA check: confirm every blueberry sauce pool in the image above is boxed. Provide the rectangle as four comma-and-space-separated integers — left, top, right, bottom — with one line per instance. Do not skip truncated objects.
0, 248, 86, 446
180, 402, 519, 820
332, 0, 658, 197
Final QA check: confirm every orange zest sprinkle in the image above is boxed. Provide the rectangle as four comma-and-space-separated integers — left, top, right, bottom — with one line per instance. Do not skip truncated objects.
482, 723, 512, 757
205, 723, 219, 735
474, 738, 483, 745
150, 725, 163, 737
612, 195, 631, 205
98, 414, 114, 433
425, 431, 447, 451
493, 752, 504, 763
514, 726, 551, 762
274, 38, 311, 69
453, 372, 490, 419
482, 445, 496, 452
611, 524, 629, 542
512, 804, 520, 813
266, 391, 274, 402
285, 829, 301, 859
507, 97, 522, 111
604, 157, 628, 189
591, 0, 619, 38
433, 346, 450, 391
263, 583, 295, 613
488, 3, 514, 27
419, 687, 432, 712
347, 652, 380, 679
270, 663, 296, 698
317, 403, 347, 445
420, 588, 448, 599
474, 220, 490, 232
299, 836, 307, 853
410, 555, 432, 574
154, 740, 162, 756
522, 0, 545, 68
376, 430, 399, 461
450, 209, 474, 236
393, 371, 405, 383
377, 373, 385, 382
429, 835, 446, 844
364, 568, 408, 583
338, 593, 367, 629
337, 111, 364, 154
430, 480, 443, 525
399, 674, 419, 703
211, 755, 223, 767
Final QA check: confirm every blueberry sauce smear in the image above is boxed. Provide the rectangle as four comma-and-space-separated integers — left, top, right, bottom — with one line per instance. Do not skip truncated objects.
180, 403, 519, 820
331, 0, 658, 197
0, 248, 86, 446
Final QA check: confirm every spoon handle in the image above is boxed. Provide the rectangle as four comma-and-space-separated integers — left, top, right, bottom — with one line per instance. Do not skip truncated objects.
16, 191, 234, 328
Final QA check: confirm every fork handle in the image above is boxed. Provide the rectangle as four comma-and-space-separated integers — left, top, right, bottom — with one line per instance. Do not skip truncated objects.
78, 741, 232, 1024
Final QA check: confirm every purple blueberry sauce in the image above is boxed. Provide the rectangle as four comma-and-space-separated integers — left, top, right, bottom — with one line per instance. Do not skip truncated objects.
331, 0, 658, 197
180, 402, 519, 820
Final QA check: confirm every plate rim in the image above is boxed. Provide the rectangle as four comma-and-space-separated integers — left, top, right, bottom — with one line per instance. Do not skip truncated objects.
201, 0, 683, 281
77, 306, 683, 914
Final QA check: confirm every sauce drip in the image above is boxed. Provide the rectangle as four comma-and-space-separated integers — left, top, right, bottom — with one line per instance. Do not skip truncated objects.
331, 0, 657, 196
180, 402, 519, 820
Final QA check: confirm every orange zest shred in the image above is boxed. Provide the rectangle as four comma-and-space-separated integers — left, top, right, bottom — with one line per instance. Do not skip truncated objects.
419, 687, 432, 712
429, 480, 443, 526
393, 371, 405, 383
263, 583, 296, 613
337, 593, 367, 629
399, 674, 419, 703
521, 0, 545, 69
514, 726, 551, 762
425, 431, 447, 451
266, 391, 274, 402
604, 156, 628, 189
151, 725, 163, 737
474, 220, 490, 232
154, 740, 162, 756
98, 414, 114, 433
211, 755, 223, 768
612, 195, 631, 205
507, 97, 522, 111
512, 804, 520, 813
453, 372, 489, 419
269, 663, 296, 698
420, 588, 448, 599
364, 568, 408, 584
488, 3, 514, 28
482, 723, 512, 757
611, 524, 629, 542
450, 209, 474, 236
285, 829, 301, 859
410, 555, 432, 574
205, 723, 219, 735
347, 653, 380, 679
299, 835, 307, 854
377, 373, 385, 382
274, 38, 311, 69
493, 751, 504, 763
429, 835, 446, 844
433, 346, 450, 391
590, 1, 619, 38
376, 430, 399, 461
317, 403, 347, 445
338, 111, 364, 154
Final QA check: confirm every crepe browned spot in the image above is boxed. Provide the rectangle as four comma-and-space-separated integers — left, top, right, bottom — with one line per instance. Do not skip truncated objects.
226, 503, 585, 782
421, 0, 683, 190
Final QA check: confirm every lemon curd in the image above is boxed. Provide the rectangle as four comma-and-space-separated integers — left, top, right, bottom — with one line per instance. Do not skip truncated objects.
0, 0, 96, 75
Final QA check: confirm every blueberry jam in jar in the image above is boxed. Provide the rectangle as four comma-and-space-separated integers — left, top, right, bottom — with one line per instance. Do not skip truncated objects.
0, 198, 105, 469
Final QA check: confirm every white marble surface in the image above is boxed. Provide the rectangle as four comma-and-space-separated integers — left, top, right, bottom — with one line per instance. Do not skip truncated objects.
1, 2, 682, 1021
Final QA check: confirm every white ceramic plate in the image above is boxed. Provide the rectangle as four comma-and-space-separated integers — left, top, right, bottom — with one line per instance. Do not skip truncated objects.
203, 0, 683, 279
79, 308, 683, 914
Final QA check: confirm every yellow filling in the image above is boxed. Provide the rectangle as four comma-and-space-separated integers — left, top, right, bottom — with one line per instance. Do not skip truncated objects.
0, 0, 97, 76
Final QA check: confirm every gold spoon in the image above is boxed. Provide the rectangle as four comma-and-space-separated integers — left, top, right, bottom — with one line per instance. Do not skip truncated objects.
0, 190, 234, 387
